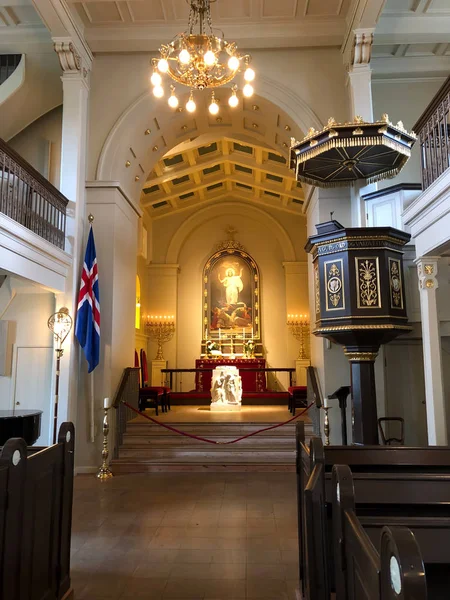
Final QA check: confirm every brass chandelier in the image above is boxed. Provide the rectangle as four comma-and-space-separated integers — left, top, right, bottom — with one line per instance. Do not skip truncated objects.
150, 0, 255, 114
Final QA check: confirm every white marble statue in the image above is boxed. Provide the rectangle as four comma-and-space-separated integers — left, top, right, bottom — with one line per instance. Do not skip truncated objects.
210, 366, 242, 411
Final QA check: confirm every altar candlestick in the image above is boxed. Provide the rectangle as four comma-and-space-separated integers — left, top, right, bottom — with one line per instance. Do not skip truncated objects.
242, 327, 245, 340
219, 328, 221, 340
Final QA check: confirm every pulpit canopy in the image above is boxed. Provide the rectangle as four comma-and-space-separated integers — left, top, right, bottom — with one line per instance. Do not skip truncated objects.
290, 115, 416, 188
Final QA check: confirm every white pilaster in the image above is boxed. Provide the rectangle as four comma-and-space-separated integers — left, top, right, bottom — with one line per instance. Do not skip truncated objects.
416, 257, 447, 445
148, 264, 179, 368
53, 39, 91, 430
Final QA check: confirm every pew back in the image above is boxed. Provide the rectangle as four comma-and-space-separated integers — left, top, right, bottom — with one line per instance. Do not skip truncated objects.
332, 465, 428, 600
0, 423, 74, 600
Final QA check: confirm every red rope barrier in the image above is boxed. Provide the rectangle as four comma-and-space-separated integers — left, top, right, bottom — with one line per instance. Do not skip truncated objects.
122, 401, 314, 445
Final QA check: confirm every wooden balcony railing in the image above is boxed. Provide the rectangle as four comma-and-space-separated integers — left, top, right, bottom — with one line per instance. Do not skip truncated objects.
414, 76, 450, 191
0, 138, 68, 250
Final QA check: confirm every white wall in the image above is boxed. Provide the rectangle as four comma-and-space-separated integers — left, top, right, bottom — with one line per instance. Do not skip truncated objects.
0, 48, 63, 142
372, 79, 445, 188
0, 277, 55, 445
8, 106, 63, 189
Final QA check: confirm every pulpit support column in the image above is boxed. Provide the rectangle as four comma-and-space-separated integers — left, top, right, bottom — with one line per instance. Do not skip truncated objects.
345, 350, 379, 444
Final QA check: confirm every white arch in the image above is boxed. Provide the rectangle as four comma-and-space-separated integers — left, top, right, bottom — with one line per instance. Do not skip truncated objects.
96, 74, 322, 204
166, 200, 297, 264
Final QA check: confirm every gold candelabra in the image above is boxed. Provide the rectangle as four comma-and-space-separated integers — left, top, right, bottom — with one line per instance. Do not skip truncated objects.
323, 406, 331, 446
145, 315, 175, 360
97, 400, 113, 480
287, 314, 310, 359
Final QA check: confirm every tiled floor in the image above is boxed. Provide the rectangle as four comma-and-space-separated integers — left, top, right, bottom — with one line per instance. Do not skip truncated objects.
71, 472, 301, 599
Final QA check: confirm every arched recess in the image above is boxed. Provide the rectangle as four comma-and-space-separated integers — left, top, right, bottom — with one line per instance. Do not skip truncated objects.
95, 74, 322, 207
166, 201, 296, 264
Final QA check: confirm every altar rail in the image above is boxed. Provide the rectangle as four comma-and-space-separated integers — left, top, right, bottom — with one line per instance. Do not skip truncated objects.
0, 138, 68, 249
414, 76, 450, 191
161, 367, 296, 392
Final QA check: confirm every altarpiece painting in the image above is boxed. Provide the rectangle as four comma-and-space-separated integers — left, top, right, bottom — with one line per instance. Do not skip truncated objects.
202, 243, 261, 342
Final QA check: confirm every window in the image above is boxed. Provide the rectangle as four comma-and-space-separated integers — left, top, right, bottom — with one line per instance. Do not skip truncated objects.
268, 152, 286, 164
198, 142, 218, 156
135, 275, 141, 330
163, 154, 184, 167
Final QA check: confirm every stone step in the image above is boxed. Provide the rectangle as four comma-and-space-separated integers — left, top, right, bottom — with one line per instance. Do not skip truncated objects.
120, 444, 295, 461
111, 462, 296, 473
121, 434, 296, 448
126, 422, 304, 437
115, 448, 295, 461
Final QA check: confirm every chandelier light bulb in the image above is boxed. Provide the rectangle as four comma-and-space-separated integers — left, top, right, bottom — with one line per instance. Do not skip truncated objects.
157, 58, 169, 73
168, 90, 179, 108
244, 67, 255, 82
179, 49, 191, 64
228, 55, 240, 71
186, 93, 196, 113
243, 83, 254, 98
228, 91, 239, 108
153, 85, 164, 98
209, 95, 219, 115
150, 71, 162, 86
204, 50, 216, 66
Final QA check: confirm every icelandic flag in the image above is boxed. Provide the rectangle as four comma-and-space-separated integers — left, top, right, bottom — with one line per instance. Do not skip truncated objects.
75, 226, 100, 372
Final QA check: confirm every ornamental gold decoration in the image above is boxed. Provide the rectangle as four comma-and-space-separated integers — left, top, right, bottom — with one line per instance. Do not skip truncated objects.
389, 258, 403, 309
325, 259, 345, 311
314, 262, 320, 315
356, 257, 381, 308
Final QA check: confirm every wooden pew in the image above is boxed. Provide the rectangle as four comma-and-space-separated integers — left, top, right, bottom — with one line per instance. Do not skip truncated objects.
332, 464, 428, 600
296, 422, 450, 600
0, 422, 75, 600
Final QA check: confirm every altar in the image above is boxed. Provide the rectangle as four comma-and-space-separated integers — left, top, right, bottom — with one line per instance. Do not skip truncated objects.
195, 358, 267, 393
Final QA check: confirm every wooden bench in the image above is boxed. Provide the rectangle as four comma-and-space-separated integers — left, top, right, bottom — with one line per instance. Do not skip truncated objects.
296, 422, 450, 600
0, 422, 75, 600
332, 464, 428, 600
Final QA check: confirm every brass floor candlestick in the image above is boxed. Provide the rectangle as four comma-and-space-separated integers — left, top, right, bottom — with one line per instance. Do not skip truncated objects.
323, 406, 331, 446
97, 406, 113, 480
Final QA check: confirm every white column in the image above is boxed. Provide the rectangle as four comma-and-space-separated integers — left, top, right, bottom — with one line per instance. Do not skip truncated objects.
346, 29, 375, 227
53, 40, 91, 429
416, 257, 447, 445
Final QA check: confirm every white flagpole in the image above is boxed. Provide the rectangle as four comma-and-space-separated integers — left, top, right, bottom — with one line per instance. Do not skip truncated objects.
90, 371, 95, 442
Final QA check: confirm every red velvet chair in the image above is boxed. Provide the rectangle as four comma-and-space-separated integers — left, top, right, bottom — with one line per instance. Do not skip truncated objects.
138, 349, 171, 414
288, 386, 307, 415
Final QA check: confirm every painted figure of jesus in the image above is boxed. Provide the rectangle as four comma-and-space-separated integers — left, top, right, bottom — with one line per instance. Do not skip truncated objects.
219, 267, 244, 305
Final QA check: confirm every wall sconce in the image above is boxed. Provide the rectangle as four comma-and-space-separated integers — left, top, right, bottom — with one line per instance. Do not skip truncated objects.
47, 307, 73, 444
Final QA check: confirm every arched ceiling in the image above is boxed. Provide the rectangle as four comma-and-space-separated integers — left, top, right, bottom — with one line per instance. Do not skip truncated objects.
141, 134, 304, 220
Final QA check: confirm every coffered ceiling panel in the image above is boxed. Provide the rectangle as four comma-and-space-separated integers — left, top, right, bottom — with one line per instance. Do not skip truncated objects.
213, 0, 252, 19
141, 136, 304, 219
261, 0, 298, 18
82, 1, 124, 23
306, 0, 348, 17
127, 0, 166, 21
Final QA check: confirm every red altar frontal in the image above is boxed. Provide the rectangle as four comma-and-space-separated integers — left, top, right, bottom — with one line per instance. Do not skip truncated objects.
195, 358, 267, 393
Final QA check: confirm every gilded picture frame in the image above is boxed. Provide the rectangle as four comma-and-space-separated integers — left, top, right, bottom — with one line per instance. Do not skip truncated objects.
203, 248, 260, 341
